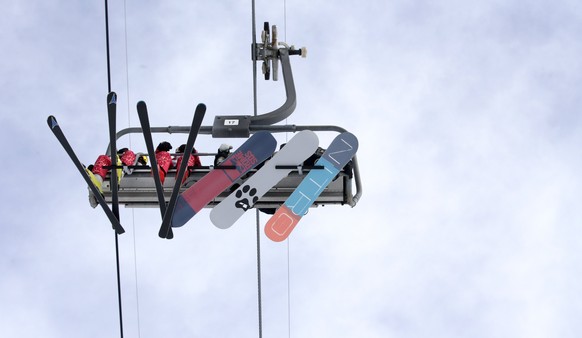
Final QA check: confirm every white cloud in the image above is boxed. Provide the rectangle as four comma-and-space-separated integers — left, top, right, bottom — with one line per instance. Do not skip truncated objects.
2, 0, 582, 337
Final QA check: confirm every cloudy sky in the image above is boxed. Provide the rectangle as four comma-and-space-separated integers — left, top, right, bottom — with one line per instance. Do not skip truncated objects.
2, 0, 581, 337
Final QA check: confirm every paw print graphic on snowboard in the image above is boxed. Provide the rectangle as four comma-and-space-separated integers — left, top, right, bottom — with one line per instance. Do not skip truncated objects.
235, 185, 258, 211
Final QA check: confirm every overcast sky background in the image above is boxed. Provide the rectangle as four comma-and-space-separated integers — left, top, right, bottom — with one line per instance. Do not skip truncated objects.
1, 0, 582, 337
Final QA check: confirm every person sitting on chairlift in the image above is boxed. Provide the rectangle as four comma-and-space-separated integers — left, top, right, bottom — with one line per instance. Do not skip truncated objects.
155, 141, 173, 184
214, 143, 233, 167
175, 143, 202, 184
86, 147, 139, 208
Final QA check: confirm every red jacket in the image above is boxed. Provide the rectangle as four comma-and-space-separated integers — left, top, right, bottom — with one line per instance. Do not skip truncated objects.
175, 148, 202, 184
91, 150, 137, 180
155, 150, 173, 184
120, 150, 136, 166
92, 155, 111, 180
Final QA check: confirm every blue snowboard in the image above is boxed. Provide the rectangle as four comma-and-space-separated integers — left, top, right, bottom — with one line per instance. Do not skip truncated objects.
265, 132, 358, 241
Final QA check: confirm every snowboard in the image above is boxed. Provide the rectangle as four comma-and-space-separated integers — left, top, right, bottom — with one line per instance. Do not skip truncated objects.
264, 132, 359, 242
170, 131, 277, 228
210, 130, 319, 229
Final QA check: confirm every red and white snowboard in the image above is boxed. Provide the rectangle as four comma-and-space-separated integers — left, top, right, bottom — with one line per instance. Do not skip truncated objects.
170, 131, 277, 228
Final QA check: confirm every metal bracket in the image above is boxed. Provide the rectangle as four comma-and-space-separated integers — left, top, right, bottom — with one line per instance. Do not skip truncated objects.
212, 21, 306, 138
212, 115, 252, 138
255, 22, 306, 81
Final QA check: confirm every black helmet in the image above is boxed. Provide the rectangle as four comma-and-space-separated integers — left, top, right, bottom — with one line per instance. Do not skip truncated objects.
156, 141, 172, 152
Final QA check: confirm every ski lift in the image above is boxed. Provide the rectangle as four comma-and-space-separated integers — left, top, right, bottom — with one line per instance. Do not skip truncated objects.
48, 22, 361, 237
100, 22, 362, 210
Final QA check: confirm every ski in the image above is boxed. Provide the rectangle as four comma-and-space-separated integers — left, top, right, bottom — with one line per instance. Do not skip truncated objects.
107, 92, 120, 225
47, 115, 125, 234
136, 101, 169, 218
264, 132, 358, 242
158, 104, 206, 239
210, 130, 319, 229
170, 131, 277, 228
